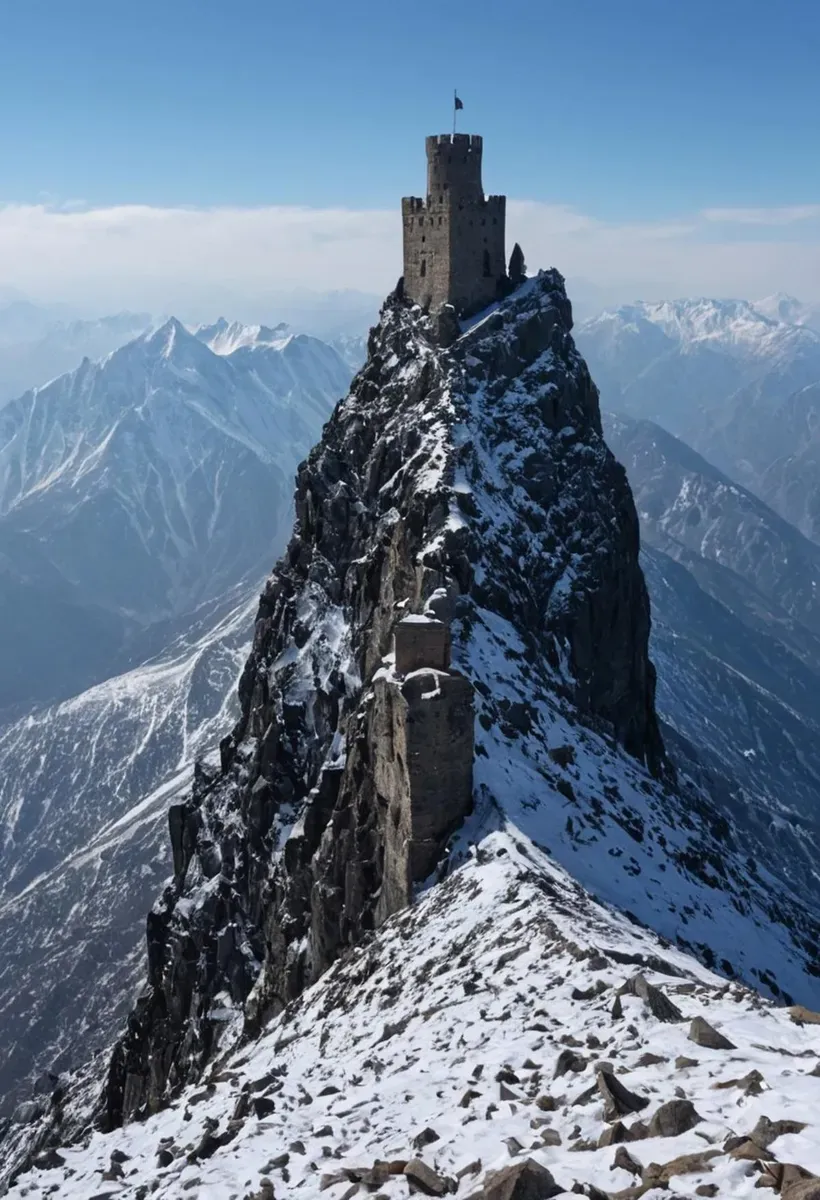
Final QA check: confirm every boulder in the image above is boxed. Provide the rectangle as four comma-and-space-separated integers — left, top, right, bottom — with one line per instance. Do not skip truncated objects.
648, 1099, 703, 1137
782, 1178, 820, 1200
597, 1069, 649, 1121
751, 1116, 808, 1149
612, 1147, 642, 1175
714, 1069, 764, 1093
404, 1158, 450, 1196
728, 1140, 770, 1161
479, 1158, 564, 1200
413, 1128, 440, 1150
688, 1016, 736, 1049
643, 1150, 721, 1185
598, 1122, 630, 1147
619, 974, 683, 1022
554, 1049, 587, 1077
675, 1055, 699, 1070
789, 1006, 820, 1026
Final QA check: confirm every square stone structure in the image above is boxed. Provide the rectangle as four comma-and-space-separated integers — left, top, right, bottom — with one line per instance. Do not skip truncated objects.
394, 614, 451, 675
402, 133, 506, 317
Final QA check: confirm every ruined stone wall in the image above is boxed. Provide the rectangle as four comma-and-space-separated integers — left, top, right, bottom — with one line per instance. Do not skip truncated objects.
394, 616, 450, 675
372, 666, 474, 926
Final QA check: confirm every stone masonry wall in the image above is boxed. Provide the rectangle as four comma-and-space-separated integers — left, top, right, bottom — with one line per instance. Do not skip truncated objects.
402, 133, 506, 316
394, 616, 450, 675
372, 667, 474, 926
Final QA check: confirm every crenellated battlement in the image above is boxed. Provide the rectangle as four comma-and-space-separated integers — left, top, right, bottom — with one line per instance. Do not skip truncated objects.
425, 132, 483, 151
402, 132, 507, 318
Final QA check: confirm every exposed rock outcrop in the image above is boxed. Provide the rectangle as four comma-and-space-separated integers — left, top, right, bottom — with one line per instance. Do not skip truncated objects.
99, 272, 664, 1129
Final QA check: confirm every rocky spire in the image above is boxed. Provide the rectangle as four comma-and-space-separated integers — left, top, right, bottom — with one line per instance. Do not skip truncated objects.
101, 272, 665, 1127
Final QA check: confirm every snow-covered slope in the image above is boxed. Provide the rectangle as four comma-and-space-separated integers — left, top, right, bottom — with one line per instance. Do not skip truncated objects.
5, 277, 820, 1196
86, 272, 820, 1139
0, 585, 257, 1116
5, 828, 820, 1199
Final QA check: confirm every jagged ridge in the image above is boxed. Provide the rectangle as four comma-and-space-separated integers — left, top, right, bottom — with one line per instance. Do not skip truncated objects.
94, 273, 820, 1142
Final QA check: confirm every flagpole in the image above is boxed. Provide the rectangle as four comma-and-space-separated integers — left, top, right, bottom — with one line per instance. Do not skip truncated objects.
453, 88, 457, 135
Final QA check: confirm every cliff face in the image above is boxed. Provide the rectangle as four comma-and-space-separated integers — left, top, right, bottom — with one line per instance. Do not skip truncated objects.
101, 272, 664, 1126
99, 276, 662, 1128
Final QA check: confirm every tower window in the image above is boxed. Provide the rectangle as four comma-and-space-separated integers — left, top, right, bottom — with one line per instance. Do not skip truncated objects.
421, 235, 425, 243
483, 249, 491, 277
420, 259, 427, 277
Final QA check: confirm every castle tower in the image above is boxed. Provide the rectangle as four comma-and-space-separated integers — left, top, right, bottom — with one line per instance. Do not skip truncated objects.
402, 134, 507, 318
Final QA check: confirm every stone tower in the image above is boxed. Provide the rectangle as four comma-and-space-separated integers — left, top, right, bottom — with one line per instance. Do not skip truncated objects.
402, 134, 507, 318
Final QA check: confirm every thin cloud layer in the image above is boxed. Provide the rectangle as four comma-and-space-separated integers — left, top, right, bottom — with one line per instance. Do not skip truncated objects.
0, 198, 819, 318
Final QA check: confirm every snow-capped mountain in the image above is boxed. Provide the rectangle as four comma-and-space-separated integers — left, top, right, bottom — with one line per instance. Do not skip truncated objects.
755, 292, 820, 332
5, 277, 820, 1198
0, 317, 352, 1103
576, 297, 820, 546
0, 583, 257, 1117
0, 318, 350, 709
604, 413, 820, 910
604, 413, 820, 642
577, 299, 820, 430
712, 379, 820, 546
83, 273, 820, 1136
0, 307, 153, 401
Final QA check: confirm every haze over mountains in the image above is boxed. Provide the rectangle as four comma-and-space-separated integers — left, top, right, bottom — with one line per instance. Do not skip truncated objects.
576, 294, 820, 542
0, 316, 349, 712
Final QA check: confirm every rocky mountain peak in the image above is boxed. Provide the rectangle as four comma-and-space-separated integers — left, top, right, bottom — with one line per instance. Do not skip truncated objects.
5, 275, 820, 1196
97, 270, 666, 1127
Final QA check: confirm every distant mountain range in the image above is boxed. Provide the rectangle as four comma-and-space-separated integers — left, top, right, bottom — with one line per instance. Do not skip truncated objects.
0, 317, 349, 711
577, 293, 820, 544
605, 411, 820, 934
0, 584, 257, 1115
0, 306, 153, 401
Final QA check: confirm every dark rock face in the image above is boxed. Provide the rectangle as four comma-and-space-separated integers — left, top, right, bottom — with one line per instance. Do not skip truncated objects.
101, 274, 665, 1127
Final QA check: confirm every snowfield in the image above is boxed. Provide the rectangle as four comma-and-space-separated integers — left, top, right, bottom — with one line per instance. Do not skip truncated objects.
5, 827, 819, 1198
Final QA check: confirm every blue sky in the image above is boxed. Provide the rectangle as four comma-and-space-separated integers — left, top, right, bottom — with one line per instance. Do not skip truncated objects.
1, 0, 817, 215
0, 0, 818, 314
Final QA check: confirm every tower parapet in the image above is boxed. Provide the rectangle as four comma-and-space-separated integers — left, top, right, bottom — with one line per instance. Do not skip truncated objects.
402, 133, 507, 318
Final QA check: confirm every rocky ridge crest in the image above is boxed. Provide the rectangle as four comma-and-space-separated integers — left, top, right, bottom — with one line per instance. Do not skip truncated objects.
11, 273, 820, 1183
101, 272, 666, 1126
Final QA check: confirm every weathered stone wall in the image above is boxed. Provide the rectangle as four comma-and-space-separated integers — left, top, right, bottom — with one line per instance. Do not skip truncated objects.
394, 616, 450, 674
372, 667, 474, 925
426, 133, 483, 200
402, 133, 506, 317
450, 193, 506, 316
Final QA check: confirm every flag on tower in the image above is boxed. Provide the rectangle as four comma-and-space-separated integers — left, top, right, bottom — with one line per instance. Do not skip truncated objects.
454, 93, 464, 110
